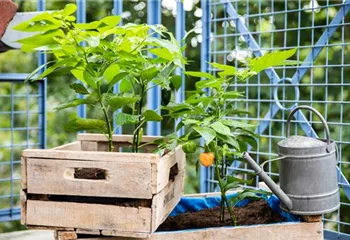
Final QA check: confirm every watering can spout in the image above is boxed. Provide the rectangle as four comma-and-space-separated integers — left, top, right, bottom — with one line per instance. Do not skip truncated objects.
242, 152, 293, 211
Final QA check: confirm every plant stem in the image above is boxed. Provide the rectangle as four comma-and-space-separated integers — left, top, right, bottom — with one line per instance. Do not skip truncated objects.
215, 163, 236, 226
132, 83, 145, 153
97, 83, 113, 152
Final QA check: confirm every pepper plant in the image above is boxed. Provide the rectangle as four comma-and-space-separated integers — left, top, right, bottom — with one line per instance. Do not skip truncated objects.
162, 49, 298, 225
14, 4, 186, 152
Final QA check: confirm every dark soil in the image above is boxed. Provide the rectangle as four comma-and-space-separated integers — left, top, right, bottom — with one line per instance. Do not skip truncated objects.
74, 168, 106, 180
157, 199, 283, 231
169, 163, 179, 182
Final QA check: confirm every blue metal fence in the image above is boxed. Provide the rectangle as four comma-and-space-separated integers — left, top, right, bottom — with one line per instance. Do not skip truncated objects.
201, 0, 350, 238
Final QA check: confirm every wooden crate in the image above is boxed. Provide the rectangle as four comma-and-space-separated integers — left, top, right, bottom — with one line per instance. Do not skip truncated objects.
54, 193, 323, 240
21, 134, 186, 238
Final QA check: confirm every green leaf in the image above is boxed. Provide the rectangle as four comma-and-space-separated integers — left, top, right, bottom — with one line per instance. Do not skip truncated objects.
103, 63, 120, 83
222, 91, 243, 99
186, 71, 214, 79
195, 78, 223, 90
106, 95, 138, 112
74, 21, 101, 30
248, 48, 297, 73
55, 99, 86, 110
69, 83, 89, 95
115, 112, 139, 127
64, 117, 106, 133
61, 4, 77, 16
209, 62, 237, 77
119, 78, 133, 92
193, 126, 216, 144
54, 96, 98, 110
83, 71, 98, 89
182, 119, 200, 125
100, 16, 121, 26
141, 66, 159, 81
216, 134, 240, 150
239, 135, 258, 149
108, 72, 128, 90
210, 121, 231, 136
220, 119, 256, 129
149, 48, 173, 61
143, 110, 163, 121
25, 60, 56, 82
13, 20, 60, 33
170, 75, 182, 91
18, 29, 64, 45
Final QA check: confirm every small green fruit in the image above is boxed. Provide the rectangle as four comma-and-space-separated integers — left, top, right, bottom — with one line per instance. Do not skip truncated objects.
182, 141, 197, 154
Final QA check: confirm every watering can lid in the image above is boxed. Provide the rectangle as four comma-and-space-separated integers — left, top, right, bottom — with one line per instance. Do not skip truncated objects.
278, 135, 327, 148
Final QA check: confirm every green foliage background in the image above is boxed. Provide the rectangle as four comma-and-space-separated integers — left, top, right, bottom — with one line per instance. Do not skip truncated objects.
0, 0, 349, 235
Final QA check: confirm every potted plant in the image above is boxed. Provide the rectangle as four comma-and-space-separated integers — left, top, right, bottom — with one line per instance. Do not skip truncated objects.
132, 49, 322, 239
53, 50, 323, 240
17, 4, 187, 238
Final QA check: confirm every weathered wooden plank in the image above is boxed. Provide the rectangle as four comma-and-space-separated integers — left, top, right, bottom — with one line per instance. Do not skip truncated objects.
76, 229, 100, 235
26, 158, 153, 198
21, 157, 27, 190
151, 146, 186, 194
56, 231, 77, 240
28, 226, 74, 231
20, 190, 26, 225
26, 200, 152, 232
81, 141, 98, 151
22, 150, 159, 163
77, 134, 161, 143
53, 141, 81, 151
151, 170, 185, 232
101, 230, 150, 239
90, 222, 321, 240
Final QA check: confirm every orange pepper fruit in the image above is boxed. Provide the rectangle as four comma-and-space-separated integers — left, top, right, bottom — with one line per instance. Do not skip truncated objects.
200, 152, 214, 167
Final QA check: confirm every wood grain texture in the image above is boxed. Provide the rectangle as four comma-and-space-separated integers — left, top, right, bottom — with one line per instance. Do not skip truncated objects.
21, 157, 27, 190
22, 150, 159, 163
26, 158, 153, 198
101, 230, 150, 239
20, 190, 26, 225
56, 231, 77, 240
151, 146, 186, 194
152, 170, 185, 232
114, 222, 322, 240
53, 141, 81, 151
59, 222, 322, 240
26, 200, 152, 232
81, 141, 98, 151
76, 229, 100, 235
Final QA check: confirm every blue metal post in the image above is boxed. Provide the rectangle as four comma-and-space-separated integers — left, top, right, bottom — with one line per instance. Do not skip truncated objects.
37, 0, 47, 149
113, 0, 123, 134
199, 0, 210, 193
76, 0, 86, 119
175, 0, 185, 136
147, 0, 161, 136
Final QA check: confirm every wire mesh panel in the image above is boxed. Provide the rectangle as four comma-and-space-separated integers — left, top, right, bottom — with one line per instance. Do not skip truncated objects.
0, 75, 45, 222
203, 0, 350, 238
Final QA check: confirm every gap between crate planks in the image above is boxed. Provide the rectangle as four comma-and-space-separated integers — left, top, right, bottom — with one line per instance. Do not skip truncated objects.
21, 134, 186, 238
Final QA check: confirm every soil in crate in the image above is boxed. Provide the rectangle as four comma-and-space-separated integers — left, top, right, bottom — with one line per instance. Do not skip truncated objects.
157, 199, 282, 231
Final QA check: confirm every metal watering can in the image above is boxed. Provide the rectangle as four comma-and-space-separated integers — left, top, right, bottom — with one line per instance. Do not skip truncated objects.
243, 105, 340, 215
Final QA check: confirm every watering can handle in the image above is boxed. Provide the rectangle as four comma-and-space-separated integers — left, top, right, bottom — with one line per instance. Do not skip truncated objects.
286, 105, 331, 145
